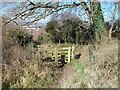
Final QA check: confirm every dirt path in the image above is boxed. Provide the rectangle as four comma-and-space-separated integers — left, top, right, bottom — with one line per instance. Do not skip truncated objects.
48, 40, 118, 88
48, 65, 74, 88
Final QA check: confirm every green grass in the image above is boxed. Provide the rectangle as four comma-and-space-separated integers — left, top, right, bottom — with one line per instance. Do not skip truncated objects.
68, 61, 88, 87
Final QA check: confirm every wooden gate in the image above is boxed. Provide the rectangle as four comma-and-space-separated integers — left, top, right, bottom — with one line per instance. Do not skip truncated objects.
34, 45, 75, 63
50, 46, 75, 63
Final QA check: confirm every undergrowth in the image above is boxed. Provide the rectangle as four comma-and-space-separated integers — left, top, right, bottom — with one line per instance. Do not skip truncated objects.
2, 58, 61, 88
58, 39, 118, 88
2, 25, 118, 88
2, 27, 61, 89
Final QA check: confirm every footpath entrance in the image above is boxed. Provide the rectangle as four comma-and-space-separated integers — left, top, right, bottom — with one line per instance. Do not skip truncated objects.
50, 46, 75, 63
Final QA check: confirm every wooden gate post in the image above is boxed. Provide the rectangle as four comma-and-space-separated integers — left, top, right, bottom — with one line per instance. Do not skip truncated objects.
68, 47, 71, 63
72, 46, 75, 60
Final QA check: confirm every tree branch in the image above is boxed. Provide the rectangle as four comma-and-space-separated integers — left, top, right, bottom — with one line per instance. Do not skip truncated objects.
4, 2, 91, 25
109, 2, 118, 39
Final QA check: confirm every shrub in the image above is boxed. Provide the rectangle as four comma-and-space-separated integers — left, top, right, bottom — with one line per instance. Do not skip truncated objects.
2, 27, 61, 88
9, 28, 32, 47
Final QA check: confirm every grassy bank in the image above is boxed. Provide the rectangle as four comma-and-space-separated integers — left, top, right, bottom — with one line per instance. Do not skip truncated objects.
2, 25, 118, 88
57, 39, 118, 88
3, 57, 61, 88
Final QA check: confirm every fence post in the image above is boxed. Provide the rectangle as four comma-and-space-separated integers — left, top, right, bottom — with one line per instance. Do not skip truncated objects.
72, 46, 75, 60
68, 47, 71, 63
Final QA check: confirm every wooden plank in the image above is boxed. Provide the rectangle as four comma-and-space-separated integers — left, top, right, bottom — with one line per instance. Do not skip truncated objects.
68, 47, 71, 63
44, 46, 75, 63
59, 53, 68, 56
55, 47, 58, 62
59, 50, 68, 53
61, 47, 72, 50
60, 47, 72, 51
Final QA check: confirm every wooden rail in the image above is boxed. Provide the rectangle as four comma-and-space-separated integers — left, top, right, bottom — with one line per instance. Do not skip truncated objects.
51, 46, 75, 63
34, 45, 75, 63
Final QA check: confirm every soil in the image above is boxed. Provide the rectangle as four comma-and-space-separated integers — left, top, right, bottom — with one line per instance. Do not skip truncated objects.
48, 65, 74, 88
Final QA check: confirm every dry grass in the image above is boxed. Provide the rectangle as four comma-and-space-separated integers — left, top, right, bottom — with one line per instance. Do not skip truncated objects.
57, 39, 118, 88
2, 25, 118, 88
2, 26, 62, 88
2, 33, 61, 88
2, 39, 118, 88
2, 48, 61, 88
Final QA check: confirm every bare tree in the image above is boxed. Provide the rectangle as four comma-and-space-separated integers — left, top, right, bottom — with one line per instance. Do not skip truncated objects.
109, 2, 118, 39
3, 0, 116, 43
4, 1, 91, 25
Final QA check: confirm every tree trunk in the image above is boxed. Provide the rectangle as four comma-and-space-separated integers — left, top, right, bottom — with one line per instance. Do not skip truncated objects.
91, 2, 106, 44
109, 2, 118, 39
